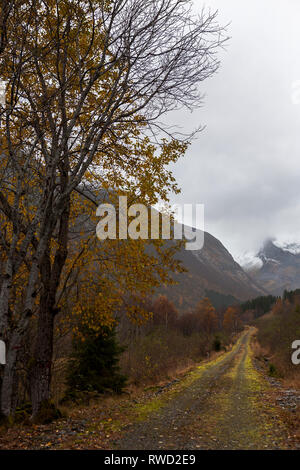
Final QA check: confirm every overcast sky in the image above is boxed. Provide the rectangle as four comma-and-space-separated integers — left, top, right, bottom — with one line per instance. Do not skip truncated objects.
168, 0, 300, 261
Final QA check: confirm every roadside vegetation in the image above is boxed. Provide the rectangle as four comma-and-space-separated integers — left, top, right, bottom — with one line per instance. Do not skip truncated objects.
1, 295, 243, 426
255, 290, 300, 383
119, 297, 242, 386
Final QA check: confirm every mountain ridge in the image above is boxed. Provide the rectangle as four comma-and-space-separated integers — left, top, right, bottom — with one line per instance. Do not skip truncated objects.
241, 238, 300, 296
159, 228, 266, 311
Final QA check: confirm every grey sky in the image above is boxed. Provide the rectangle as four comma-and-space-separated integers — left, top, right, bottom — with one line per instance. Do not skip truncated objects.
168, 0, 300, 261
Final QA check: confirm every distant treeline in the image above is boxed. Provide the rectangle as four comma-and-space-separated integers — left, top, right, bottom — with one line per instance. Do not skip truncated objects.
240, 295, 279, 318
240, 288, 300, 320
282, 289, 300, 303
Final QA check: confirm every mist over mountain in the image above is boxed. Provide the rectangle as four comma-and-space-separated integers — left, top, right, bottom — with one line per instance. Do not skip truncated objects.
240, 238, 300, 296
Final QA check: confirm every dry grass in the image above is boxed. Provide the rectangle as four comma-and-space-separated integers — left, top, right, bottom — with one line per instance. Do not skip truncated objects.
283, 374, 300, 390
49, 326, 231, 405
282, 406, 300, 443
251, 339, 270, 360
256, 304, 300, 382
119, 329, 221, 386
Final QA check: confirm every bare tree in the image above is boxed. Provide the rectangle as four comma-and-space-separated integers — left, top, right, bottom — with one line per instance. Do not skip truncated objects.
0, 0, 15, 54
0, 0, 226, 418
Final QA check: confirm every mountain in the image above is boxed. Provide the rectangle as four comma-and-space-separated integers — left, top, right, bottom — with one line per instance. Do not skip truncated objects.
75, 192, 263, 311
74, 189, 265, 311
159, 229, 266, 311
242, 238, 300, 296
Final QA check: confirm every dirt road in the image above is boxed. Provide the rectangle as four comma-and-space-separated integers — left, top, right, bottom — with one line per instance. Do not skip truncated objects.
116, 328, 289, 450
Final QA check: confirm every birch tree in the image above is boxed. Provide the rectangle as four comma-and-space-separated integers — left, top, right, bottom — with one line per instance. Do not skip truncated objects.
0, 0, 226, 419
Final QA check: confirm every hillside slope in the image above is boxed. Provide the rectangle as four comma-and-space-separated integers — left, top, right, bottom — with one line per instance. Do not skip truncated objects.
159, 229, 266, 311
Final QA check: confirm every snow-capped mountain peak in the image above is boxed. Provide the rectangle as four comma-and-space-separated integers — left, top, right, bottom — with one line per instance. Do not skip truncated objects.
242, 237, 300, 296
235, 252, 263, 272
273, 239, 300, 255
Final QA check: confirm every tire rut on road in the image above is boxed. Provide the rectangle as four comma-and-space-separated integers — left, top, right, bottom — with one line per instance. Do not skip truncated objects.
116, 329, 284, 450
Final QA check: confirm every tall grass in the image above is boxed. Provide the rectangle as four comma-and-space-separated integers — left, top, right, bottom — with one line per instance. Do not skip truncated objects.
256, 300, 300, 379
119, 328, 229, 385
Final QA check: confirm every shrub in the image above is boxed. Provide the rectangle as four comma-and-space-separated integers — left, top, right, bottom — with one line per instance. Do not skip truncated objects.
213, 336, 222, 352
268, 363, 278, 377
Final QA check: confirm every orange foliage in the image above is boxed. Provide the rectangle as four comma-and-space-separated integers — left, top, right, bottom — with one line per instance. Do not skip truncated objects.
223, 306, 241, 333
152, 295, 178, 328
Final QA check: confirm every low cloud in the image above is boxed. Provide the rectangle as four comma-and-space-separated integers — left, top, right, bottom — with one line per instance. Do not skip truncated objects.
169, 0, 300, 260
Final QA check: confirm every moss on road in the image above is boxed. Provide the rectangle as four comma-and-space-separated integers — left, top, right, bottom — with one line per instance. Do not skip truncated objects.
116, 328, 289, 450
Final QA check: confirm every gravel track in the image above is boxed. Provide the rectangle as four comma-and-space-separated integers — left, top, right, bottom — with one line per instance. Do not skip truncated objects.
116, 328, 289, 450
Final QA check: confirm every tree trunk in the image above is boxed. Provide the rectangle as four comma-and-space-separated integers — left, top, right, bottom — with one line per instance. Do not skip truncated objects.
0, 329, 20, 418
30, 196, 70, 419
30, 292, 55, 418
0, 230, 41, 418
1, 352, 16, 418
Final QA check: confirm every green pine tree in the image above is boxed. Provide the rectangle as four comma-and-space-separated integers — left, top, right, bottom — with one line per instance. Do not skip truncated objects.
65, 325, 127, 397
